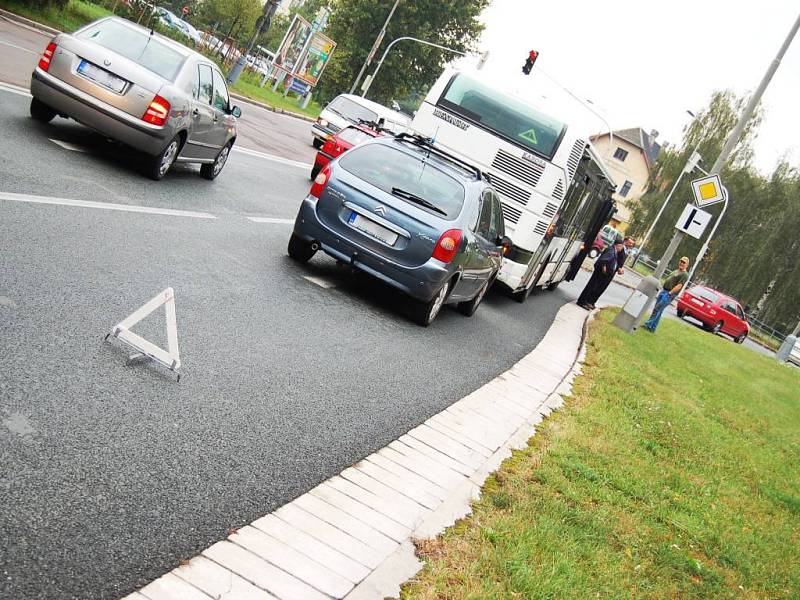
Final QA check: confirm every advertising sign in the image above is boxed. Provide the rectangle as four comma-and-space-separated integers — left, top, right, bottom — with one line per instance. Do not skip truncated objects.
294, 32, 336, 86
272, 15, 312, 75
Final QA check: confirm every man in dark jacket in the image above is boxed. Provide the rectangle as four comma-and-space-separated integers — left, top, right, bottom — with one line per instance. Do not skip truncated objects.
577, 236, 625, 310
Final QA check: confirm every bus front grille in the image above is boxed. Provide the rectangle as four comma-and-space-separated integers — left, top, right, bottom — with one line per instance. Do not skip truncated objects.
534, 221, 549, 236
488, 172, 530, 206
543, 202, 559, 219
552, 179, 564, 201
500, 201, 523, 224
492, 149, 544, 187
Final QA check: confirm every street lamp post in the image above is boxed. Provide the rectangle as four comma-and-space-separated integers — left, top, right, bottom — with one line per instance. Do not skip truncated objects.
613, 9, 800, 334
227, 0, 280, 85
360, 36, 467, 98
632, 111, 706, 269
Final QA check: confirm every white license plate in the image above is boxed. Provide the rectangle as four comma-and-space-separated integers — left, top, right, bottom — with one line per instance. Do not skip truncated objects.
78, 60, 126, 93
348, 212, 398, 245
690, 298, 704, 306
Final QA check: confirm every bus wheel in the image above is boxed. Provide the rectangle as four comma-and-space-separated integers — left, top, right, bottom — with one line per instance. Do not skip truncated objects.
546, 280, 560, 291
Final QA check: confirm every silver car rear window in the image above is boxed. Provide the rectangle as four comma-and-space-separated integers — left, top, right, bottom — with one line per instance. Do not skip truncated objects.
339, 144, 465, 219
77, 20, 186, 81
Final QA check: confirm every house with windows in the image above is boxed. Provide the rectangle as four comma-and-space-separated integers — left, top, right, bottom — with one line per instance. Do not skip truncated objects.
590, 128, 661, 233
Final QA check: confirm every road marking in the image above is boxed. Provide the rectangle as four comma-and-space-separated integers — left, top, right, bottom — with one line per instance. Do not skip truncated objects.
303, 275, 336, 289
49, 139, 88, 153
246, 216, 294, 224
0, 81, 31, 97
0, 39, 37, 55
233, 146, 312, 169
0, 191, 217, 219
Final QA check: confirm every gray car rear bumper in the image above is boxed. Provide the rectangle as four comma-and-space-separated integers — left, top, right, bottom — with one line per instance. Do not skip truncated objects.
31, 68, 168, 155
293, 196, 451, 301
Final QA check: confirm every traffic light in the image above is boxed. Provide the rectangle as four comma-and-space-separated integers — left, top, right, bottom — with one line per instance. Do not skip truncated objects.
522, 50, 538, 75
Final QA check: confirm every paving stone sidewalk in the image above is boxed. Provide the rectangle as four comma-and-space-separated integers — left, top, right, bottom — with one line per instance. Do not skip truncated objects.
122, 302, 591, 600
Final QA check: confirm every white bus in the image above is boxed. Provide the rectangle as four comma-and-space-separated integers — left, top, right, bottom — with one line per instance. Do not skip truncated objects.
411, 68, 616, 302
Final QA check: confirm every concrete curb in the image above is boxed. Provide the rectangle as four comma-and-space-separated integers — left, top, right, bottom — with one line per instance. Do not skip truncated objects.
230, 92, 318, 124
121, 302, 593, 600
0, 8, 61, 36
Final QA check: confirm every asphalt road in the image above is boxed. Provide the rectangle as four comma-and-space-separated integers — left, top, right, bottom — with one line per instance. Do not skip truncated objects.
0, 15, 318, 166
0, 81, 621, 599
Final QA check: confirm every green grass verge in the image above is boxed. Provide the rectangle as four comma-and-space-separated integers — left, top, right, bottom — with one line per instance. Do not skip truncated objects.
633, 261, 655, 278
403, 310, 800, 599
230, 72, 322, 120
0, 0, 111, 32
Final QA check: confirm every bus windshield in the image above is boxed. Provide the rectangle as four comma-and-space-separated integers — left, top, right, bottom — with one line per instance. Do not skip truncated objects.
437, 73, 566, 159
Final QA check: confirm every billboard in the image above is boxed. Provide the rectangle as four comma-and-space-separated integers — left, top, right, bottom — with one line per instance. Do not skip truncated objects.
272, 15, 312, 75
293, 31, 336, 86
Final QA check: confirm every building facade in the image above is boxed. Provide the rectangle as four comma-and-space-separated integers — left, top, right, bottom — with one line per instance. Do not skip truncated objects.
590, 128, 661, 233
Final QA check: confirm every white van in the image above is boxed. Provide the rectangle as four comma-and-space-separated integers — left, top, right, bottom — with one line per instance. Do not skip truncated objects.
311, 93, 411, 148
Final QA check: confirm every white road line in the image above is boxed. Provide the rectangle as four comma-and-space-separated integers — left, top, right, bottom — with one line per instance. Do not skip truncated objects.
0, 39, 38, 54
49, 139, 88, 153
233, 146, 312, 169
0, 81, 31, 97
0, 191, 217, 219
246, 216, 294, 224
303, 275, 337, 289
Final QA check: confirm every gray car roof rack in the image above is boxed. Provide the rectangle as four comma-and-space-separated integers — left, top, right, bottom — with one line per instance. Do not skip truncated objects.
393, 133, 484, 181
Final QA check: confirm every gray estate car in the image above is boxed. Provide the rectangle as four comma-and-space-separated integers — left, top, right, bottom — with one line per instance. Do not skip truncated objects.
30, 17, 240, 180
289, 134, 511, 326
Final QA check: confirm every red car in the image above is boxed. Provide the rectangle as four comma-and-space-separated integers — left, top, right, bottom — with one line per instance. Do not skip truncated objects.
677, 286, 750, 343
310, 124, 382, 180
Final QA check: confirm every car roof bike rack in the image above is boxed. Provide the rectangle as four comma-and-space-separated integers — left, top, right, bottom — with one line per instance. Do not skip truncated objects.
393, 133, 484, 181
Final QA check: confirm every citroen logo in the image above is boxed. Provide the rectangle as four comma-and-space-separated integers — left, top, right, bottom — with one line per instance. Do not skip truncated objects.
374, 205, 386, 216
103, 59, 112, 67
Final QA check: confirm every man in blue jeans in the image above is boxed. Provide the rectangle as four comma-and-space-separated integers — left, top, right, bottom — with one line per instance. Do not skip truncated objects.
643, 256, 690, 332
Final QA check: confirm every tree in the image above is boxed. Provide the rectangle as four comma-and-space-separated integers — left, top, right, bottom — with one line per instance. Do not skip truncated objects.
629, 89, 800, 332
196, 0, 261, 45
314, 0, 489, 106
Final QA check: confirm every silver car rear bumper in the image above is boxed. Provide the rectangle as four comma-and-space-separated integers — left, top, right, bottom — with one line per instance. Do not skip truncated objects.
31, 67, 169, 155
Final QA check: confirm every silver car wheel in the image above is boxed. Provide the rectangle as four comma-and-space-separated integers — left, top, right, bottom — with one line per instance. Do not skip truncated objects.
428, 283, 448, 322
159, 140, 179, 177
213, 145, 230, 176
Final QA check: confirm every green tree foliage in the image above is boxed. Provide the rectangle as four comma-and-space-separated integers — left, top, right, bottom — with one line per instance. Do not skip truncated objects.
196, 0, 260, 45
629, 91, 799, 332
314, 0, 489, 106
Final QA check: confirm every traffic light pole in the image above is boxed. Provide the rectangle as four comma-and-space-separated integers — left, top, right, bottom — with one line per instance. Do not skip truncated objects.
227, 0, 280, 85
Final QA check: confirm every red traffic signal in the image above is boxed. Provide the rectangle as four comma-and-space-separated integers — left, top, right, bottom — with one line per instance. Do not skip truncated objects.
522, 50, 538, 75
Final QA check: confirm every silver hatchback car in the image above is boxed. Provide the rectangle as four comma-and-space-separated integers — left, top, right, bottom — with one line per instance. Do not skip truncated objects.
30, 17, 240, 180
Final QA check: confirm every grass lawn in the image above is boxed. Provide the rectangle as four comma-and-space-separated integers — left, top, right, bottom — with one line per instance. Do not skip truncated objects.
403, 310, 800, 599
231, 73, 322, 120
633, 261, 655, 278
0, 0, 111, 32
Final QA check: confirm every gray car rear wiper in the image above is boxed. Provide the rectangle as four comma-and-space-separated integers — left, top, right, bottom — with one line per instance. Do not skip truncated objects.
391, 187, 447, 216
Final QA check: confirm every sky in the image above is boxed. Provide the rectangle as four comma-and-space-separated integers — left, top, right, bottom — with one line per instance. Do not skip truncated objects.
459, 0, 800, 175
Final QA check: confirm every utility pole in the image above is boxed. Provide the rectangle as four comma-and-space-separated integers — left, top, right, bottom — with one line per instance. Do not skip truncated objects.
614, 10, 800, 333
227, 0, 280, 85
350, 0, 401, 94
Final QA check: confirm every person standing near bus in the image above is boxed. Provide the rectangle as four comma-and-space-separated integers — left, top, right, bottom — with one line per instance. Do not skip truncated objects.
642, 256, 690, 332
577, 236, 625, 310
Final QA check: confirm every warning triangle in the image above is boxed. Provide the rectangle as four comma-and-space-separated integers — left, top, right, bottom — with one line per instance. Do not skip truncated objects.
519, 128, 538, 145
106, 288, 181, 375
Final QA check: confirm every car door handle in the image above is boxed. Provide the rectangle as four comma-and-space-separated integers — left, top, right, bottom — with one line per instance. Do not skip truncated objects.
191, 108, 200, 118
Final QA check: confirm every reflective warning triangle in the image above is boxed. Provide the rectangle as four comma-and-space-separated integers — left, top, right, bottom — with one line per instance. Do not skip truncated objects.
107, 287, 181, 371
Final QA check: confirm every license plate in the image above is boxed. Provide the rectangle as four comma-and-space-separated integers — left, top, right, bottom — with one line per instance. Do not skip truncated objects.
78, 59, 126, 93
348, 212, 398, 245
691, 298, 704, 306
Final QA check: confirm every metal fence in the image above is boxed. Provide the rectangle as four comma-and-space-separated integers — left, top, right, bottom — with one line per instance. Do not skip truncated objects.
746, 315, 787, 348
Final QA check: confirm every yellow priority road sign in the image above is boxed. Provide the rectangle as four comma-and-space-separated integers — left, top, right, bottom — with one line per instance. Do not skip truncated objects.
690, 174, 725, 208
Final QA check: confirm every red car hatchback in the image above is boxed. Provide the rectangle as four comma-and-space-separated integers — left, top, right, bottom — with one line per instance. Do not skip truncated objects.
677, 286, 750, 343
310, 124, 382, 180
